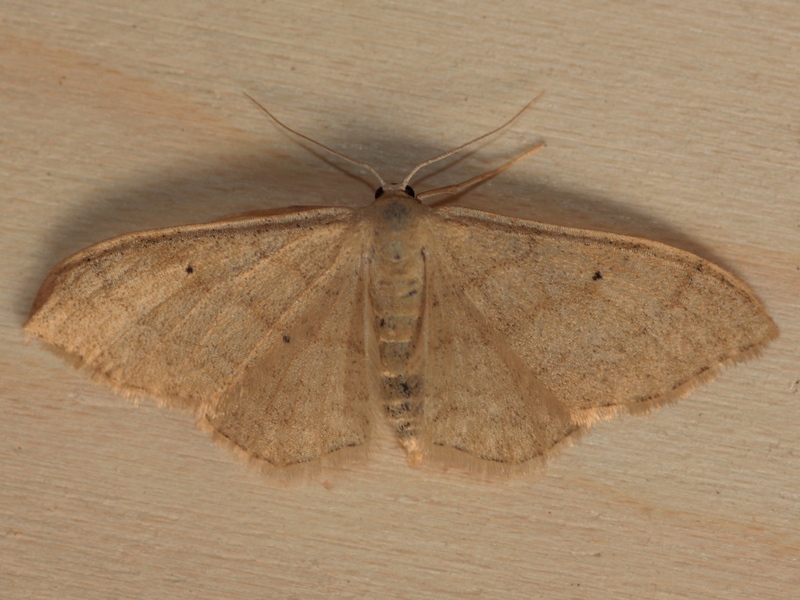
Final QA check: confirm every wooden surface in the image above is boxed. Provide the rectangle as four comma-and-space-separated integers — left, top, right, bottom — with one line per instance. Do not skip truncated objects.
2, 1, 798, 598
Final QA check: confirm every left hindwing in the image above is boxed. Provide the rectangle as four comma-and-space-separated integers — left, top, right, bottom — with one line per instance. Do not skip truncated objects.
418, 246, 577, 465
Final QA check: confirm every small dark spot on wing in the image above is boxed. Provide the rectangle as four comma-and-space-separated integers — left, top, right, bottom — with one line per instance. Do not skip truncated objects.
592, 270, 602, 280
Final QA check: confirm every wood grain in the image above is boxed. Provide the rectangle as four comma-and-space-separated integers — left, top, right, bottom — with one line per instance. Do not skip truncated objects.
2, 1, 798, 598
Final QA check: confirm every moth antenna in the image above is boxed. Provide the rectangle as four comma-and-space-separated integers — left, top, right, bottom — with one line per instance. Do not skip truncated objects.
245, 93, 388, 189
401, 92, 545, 190
417, 141, 545, 202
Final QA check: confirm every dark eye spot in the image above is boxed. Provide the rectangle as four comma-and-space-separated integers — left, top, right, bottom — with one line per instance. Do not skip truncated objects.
186, 265, 194, 274
592, 271, 602, 280
282, 334, 291, 343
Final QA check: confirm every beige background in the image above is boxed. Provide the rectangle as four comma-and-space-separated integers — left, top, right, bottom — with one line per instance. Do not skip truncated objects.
2, 1, 798, 598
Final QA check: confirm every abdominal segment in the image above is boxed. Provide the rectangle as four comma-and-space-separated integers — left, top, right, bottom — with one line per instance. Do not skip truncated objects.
368, 200, 429, 463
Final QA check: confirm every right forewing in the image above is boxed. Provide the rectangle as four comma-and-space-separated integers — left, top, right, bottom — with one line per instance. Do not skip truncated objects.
25, 207, 362, 413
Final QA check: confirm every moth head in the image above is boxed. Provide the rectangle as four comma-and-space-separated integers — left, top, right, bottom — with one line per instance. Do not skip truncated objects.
374, 184, 416, 200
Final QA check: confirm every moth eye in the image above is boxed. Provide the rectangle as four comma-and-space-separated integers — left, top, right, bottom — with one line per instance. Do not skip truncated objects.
374, 187, 385, 199
404, 185, 415, 197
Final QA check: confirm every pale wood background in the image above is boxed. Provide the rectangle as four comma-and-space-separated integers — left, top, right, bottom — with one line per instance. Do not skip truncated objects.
2, 1, 798, 598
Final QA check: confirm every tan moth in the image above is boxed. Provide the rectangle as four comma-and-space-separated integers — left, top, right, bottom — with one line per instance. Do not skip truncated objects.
25, 98, 777, 473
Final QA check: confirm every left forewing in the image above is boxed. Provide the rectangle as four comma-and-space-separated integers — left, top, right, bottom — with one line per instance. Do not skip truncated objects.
431, 205, 777, 424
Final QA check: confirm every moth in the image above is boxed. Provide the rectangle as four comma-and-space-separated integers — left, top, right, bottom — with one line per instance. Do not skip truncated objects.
25, 98, 777, 472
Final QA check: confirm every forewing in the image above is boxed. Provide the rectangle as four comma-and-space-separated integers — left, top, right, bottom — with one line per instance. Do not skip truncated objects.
432, 206, 777, 423
26, 207, 362, 412
419, 251, 578, 465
